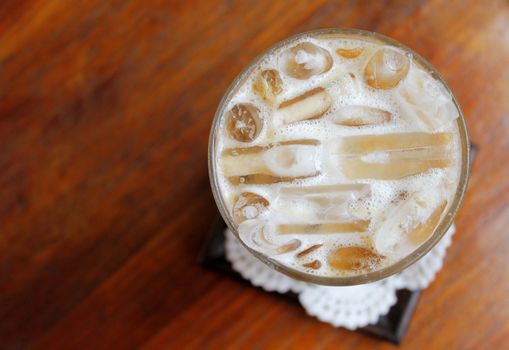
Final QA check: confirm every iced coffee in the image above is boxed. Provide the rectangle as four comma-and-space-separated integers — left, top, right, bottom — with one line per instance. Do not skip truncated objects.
209, 30, 468, 282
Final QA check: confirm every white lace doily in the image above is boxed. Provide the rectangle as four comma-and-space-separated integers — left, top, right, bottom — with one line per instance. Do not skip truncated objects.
224, 225, 455, 329
225, 232, 306, 294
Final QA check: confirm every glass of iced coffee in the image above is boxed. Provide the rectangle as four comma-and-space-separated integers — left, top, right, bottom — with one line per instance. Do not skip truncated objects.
208, 28, 470, 286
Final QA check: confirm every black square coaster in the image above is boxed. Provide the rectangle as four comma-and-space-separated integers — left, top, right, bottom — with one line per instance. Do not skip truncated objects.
470, 143, 478, 167
200, 144, 478, 344
199, 217, 420, 344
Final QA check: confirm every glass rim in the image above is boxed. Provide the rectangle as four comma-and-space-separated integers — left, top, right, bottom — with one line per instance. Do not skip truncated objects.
208, 28, 470, 286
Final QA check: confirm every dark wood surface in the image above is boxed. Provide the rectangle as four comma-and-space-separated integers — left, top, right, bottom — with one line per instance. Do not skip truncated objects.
1, 1, 508, 349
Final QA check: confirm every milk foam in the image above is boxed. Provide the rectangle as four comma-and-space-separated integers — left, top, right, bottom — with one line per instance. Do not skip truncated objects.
214, 34, 462, 278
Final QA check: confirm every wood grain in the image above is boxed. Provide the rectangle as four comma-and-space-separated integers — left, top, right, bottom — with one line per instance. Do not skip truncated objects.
1, 0, 509, 349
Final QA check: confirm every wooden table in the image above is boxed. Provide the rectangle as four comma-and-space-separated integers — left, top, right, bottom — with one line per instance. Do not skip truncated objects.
1, 0, 509, 349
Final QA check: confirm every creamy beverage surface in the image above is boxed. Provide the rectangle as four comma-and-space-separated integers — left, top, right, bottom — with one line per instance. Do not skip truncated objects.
212, 32, 462, 278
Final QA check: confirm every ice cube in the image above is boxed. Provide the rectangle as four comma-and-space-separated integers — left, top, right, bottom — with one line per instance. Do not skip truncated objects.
328, 246, 382, 271
408, 200, 448, 244
284, 42, 333, 79
374, 191, 445, 255
334, 72, 362, 97
296, 244, 323, 258
338, 132, 453, 179
225, 103, 263, 142
340, 132, 453, 154
336, 47, 364, 59
397, 67, 459, 131
276, 87, 332, 125
275, 197, 350, 222
237, 218, 275, 253
342, 158, 451, 180
232, 192, 270, 223
333, 106, 392, 126
228, 174, 320, 185
276, 239, 302, 254
280, 183, 371, 198
343, 132, 452, 154
385, 145, 452, 161
222, 140, 320, 184
277, 183, 371, 221
277, 220, 370, 234
364, 48, 409, 89
303, 260, 322, 269
252, 69, 283, 105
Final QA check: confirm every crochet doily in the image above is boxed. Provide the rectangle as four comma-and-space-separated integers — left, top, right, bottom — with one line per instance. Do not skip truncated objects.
225, 231, 306, 294
224, 225, 455, 329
